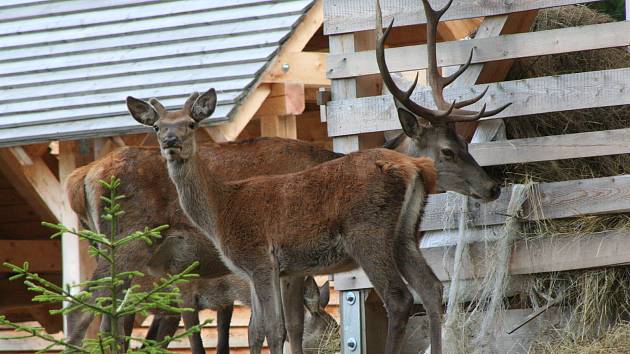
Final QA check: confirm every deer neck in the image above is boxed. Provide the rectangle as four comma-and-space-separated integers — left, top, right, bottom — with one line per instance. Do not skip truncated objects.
166, 154, 228, 244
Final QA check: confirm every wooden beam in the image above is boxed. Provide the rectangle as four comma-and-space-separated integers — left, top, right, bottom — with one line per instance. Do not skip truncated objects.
421, 174, 630, 232
327, 20, 630, 80
256, 82, 305, 116
58, 141, 96, 334
326, 67, 630, 137
262, 52, 329, 86
338, 227, 630, 290
0, 240, 61, 273
323, 0, 601, 35
205, 84, 271, 142
260, 115, 297, 139
0, 148, 62, 222
260, 0, 324, 84
470, 127, 630, 166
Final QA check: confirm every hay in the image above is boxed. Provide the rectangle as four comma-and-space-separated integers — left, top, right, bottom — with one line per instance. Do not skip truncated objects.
529, 321, 630, 354
489, 5, 630, 185
314, 320, 340, 354
482, 5, 630, 352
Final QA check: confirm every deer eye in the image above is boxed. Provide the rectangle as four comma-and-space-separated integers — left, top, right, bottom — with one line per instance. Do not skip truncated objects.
441, 148, 455, 160
153, 125, 159, 132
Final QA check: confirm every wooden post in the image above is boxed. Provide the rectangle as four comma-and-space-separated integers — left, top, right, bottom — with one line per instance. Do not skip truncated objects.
58, 140, 96, 334
260, 115, 298, 139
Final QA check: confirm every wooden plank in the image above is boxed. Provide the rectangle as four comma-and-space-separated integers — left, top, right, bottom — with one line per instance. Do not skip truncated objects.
470, 127, 630, 166
327, 20, 630, 79
263, 51, 330, 86
206, 85, 272, 142
0, 17, 295, 63
261, 0, 327, 87
323, 0, 600, 35
256, 82, 305, 116
0, 62, 263, 103
326, 67, 630, 137
0, 0, 310, 36
338, 227, 630, 290
260, 115, 298, 139
0, 240, 61, 273
421, 175, 630, 232
329, 33, 361, 154
0, 149, 63, 222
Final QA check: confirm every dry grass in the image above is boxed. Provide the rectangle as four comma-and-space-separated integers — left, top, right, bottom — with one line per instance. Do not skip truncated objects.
481, 5, 630, 352
314, 320, 340, 354
530, 321, 630, 354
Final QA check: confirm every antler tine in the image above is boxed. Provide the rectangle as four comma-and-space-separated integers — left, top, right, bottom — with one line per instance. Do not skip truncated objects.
443, 48, 474, 88
453, 86, 488, 109
376, 0, 443, 122
445, 102, 512, 122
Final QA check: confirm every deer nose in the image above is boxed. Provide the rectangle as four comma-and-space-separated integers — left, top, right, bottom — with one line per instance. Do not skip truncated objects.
490, 184, 501, 200
164, 136, 179, 148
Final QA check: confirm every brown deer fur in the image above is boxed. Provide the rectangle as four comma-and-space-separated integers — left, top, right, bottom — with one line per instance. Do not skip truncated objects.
129, 88, 443, 354
64, 138, 341, 352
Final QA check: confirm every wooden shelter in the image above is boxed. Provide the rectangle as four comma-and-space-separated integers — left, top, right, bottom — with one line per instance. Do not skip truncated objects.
0, 0, 334, 352
321, 0, 630, 353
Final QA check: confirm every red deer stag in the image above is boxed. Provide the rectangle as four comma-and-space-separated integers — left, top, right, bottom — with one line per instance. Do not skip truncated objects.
377, 0, 509, 201
129, 87, 441, 354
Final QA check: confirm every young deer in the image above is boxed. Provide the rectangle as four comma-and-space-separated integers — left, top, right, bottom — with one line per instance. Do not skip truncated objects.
64, 138, 341, 353
129, 88, 440, 354
141, 274, 336, 353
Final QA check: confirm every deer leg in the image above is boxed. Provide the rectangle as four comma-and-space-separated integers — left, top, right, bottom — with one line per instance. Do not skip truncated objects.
396, 240, 443, 354
181, 310, 205, 354
122, 314, 135, 351
216, 304, 234, 354
349, 243, 413, 354
281, 276, 305, 354
251, 260, 286, 354
248, 286, 266, 354
65, 307, 95, 346
144, 315, 162, 343
155, 315, 180, 347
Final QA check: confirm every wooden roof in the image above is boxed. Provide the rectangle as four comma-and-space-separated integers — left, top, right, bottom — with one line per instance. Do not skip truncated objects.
0, 0, 317, 147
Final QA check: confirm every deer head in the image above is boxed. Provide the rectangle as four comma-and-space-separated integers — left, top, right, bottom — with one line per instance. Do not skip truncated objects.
376, 0, 509, 201
127, 88, 217, 161
302, 276, 338, 353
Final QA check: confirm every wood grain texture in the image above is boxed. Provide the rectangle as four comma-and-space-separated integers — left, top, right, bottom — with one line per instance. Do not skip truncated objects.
326, 67, 630, 136
327, 20, 630, 79
420, 175, 630, 232
470, 127, 630, 166
324, 0, 600, 34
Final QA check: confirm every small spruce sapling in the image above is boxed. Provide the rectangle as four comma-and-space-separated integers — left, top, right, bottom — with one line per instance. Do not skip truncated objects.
0, 176, 209, 353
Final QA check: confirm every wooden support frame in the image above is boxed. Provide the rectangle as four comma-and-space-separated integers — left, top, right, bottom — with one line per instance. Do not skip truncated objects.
207, 0, 326, 142
323, 0, 600, 35
0, 147, 63, 222
0, 240, 61, 273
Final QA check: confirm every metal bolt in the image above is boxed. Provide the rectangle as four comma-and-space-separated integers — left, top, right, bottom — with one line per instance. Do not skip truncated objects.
347, 338, 358, 351
282, 63, 290, 72
345, 292, 356, 305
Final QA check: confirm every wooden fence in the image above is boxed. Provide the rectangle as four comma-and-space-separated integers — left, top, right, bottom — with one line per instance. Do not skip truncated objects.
321, 0, 630, 352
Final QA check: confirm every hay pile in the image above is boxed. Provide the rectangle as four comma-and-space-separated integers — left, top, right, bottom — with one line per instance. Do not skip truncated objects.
484, 4, 630, 352
489, 5, 630, 184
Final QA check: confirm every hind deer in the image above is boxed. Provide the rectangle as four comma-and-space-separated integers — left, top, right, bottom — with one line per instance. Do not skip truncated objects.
65, 139, 341, 353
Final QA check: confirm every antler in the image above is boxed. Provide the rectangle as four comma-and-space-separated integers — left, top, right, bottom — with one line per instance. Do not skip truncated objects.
375, 0, 511, 123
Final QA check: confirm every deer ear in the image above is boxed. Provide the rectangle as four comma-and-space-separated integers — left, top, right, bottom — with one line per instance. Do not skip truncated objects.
397, 107, 422, 138
319, 281, 330, 308
190, 88, 217, 122
303, 276, 321, 314
127, 96, 159, 126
